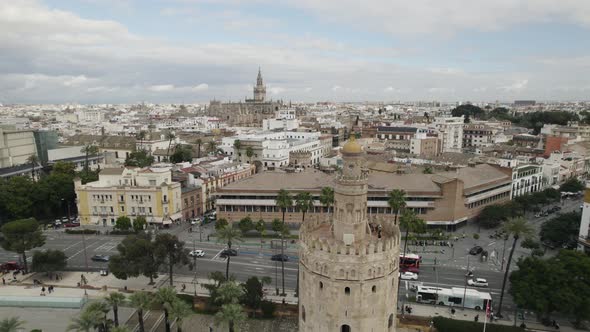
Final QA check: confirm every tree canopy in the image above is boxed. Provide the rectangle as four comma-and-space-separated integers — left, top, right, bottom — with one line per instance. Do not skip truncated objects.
170, 145, 193, 163
0, 218, 46, 273
124, 150, 154, 168
510, 250, 590, 326
153, 233, 192, 286
109, 232, 161, 284
114, 216, 132, 231
559, 178, 585, 193
32, 249, 67, 278
540, 212, 581, 249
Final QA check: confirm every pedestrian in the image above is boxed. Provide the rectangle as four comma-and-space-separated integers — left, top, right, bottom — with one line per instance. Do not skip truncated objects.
41, 286, 46, 296
474, 314, 479, 322
2, 278, 5, 285
181, 284, 186, 292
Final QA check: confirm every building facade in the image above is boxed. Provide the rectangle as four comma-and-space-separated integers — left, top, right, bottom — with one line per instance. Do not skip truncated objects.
434, 116, 464, 153
75, 167, 182, 227
215, 163, 512, 228
298, 138, 400, 332
577, 188, 590, 253
510, 164, 544, 199
208, 69, 283, 126
0, 127, 38, 168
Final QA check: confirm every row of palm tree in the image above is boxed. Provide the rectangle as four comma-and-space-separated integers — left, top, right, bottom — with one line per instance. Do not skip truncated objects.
67, 288, 191, 332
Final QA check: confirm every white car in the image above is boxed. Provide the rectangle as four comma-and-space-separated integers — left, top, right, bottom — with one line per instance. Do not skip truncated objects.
189, 249, 205, 257
190, 218, 201, 225
399, 272, 418, 280
467, 278, 489, 287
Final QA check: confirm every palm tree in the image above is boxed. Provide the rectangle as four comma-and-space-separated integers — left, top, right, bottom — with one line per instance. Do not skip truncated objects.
195, 138, 202, 158
67, 310, 99, 332
165, 132, 176, 161
216, 281, 243, 305
216, 225, 243, 280
85, 301, 111, 332
399, 210, 426, 263
80, 144, 99, 177
110, 327, 132, 332
295, 192, 314, 224
497, 217, 533, 317
26, 154, 39, 182
319, 187, 334, 216
105, 292, 126, 327
168, 299, 192, 332
387, 189, 406, 225
129, 291, 151, 332
245, 146, 254, 164
0, 317, 25, 332
215, 303, 246, 332
206, 141, 217, 155
137, 130, 147, 151
275, 189, 293, 295
255, 219, 266, 252
154, 287, 178, 332
233, 140, 241, 161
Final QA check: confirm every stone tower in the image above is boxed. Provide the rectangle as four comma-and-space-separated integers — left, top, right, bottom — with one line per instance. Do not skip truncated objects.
253, 67, 266, 102
298, 137, 401, 332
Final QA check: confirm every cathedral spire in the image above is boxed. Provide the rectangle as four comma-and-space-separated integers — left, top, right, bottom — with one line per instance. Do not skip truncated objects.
257, 67, 263, 86
253, 67, 266, 102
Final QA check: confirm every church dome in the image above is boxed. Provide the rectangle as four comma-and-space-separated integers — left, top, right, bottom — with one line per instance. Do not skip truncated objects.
342, 136, 362, 154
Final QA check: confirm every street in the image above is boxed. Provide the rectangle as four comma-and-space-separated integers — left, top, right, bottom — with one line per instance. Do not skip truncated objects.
0, 196, 581, 314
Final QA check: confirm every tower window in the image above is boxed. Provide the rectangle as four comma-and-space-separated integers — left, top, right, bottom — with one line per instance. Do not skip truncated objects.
341, 325, 351, 332
388, 314, 394, 329
344, 287, 350, 295
320, 281, 323, 290
372, 285, 376, 293
302, 305, 306, 322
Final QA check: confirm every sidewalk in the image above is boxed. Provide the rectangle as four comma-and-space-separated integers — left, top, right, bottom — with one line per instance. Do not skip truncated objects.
403, 302, 579, 332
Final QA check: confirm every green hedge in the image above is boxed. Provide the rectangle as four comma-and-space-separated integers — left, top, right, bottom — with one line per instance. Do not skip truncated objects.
65, 229, 98, 235
108, 230, 136, 235
433, 317, 525, 332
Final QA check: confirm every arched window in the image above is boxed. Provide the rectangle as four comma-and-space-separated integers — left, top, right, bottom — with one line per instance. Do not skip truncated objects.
302, 305, 306, 322
372, 285, 376, 293
341, 324, 351, 332
388, 314, 394, 329
320, 281, 323, 290
344, 287, 350, 295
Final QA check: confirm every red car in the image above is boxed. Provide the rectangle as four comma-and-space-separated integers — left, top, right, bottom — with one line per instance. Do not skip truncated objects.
64, 222, 80, 228
1, 261, 23, 271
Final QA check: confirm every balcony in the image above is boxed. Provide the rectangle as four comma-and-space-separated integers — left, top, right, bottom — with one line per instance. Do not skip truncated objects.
162, 199, 169, 204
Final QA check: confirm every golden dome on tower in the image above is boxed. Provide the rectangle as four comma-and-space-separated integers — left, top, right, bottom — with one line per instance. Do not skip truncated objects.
342, 136, 362, 154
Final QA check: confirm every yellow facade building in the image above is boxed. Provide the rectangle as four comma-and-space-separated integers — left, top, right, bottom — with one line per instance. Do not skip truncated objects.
75, 167, 182, 227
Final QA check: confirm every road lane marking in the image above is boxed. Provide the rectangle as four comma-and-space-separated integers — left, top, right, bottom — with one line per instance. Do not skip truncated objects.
63, 241, 83, 251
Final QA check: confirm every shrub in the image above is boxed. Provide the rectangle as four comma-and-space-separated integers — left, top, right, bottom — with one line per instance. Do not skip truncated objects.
108, 230, 136, 236
433, 317, 525, 332
260, 300, 276, 318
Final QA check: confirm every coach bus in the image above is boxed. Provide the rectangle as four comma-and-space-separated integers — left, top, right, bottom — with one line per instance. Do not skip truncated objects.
399, 253, 421, 272
415, 285, 492, 311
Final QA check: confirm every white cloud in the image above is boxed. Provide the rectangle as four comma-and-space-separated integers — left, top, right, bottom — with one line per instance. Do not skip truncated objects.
269, 86, 286, 95
332, 85, 342, 91
192, 83, 209, 91
149, 84, 175, 92
500, 80, 528, 92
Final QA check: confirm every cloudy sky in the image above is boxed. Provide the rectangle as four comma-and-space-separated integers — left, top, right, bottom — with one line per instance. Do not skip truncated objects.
1, 0, 590, 104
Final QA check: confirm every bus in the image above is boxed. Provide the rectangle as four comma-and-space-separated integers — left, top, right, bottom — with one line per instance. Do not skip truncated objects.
415, 285, 492, 311
400, 253, 421, 272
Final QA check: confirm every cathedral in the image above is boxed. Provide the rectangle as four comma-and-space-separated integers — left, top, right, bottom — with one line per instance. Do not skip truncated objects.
298, 137, 401, 332
207, 68, 283, 126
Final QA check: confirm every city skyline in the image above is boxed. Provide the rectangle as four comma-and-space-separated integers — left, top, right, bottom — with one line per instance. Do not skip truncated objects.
1, 0, 590, 104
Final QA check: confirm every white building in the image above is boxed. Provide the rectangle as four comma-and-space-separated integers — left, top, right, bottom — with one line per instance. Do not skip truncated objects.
262, 109, 299, 131
0, 127, 38, 168
221, 131, 326, 168
433, 116, 464, 153
48, 146, 105, 171
511, 164, 544, 199
76, 110, 104, 123
578, 188, 590, 253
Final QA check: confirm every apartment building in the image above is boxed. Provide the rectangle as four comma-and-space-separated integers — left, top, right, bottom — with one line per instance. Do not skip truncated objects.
578, 188, 590, 253
433, 116, 464, 153
75, 167, 182, 227
215, 163, 512, 229
510, 164, 544, 199
463, 124, 496, 150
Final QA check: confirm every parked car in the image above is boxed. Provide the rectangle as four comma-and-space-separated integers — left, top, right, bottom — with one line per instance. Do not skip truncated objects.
0, 261, 23, 271
271, 254, 289, 262
91, 255, 110, 262
190, 218, 201, 225
54, 220, 62, 226
189, 249, 205, 257
64, 222, 80, 228
219, 249, 238, 258
399, 271, 418, 280
469, 246, 483, 255
100, 269, 109, 276
467, 278, 489, 287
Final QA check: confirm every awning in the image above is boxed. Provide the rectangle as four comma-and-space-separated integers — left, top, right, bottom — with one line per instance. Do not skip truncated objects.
169, 212, 182, 221
162, 219, 172, 225
148, 217, 163, 224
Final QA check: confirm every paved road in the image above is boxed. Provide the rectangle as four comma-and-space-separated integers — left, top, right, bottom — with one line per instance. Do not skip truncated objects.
2, 197, 581, 310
